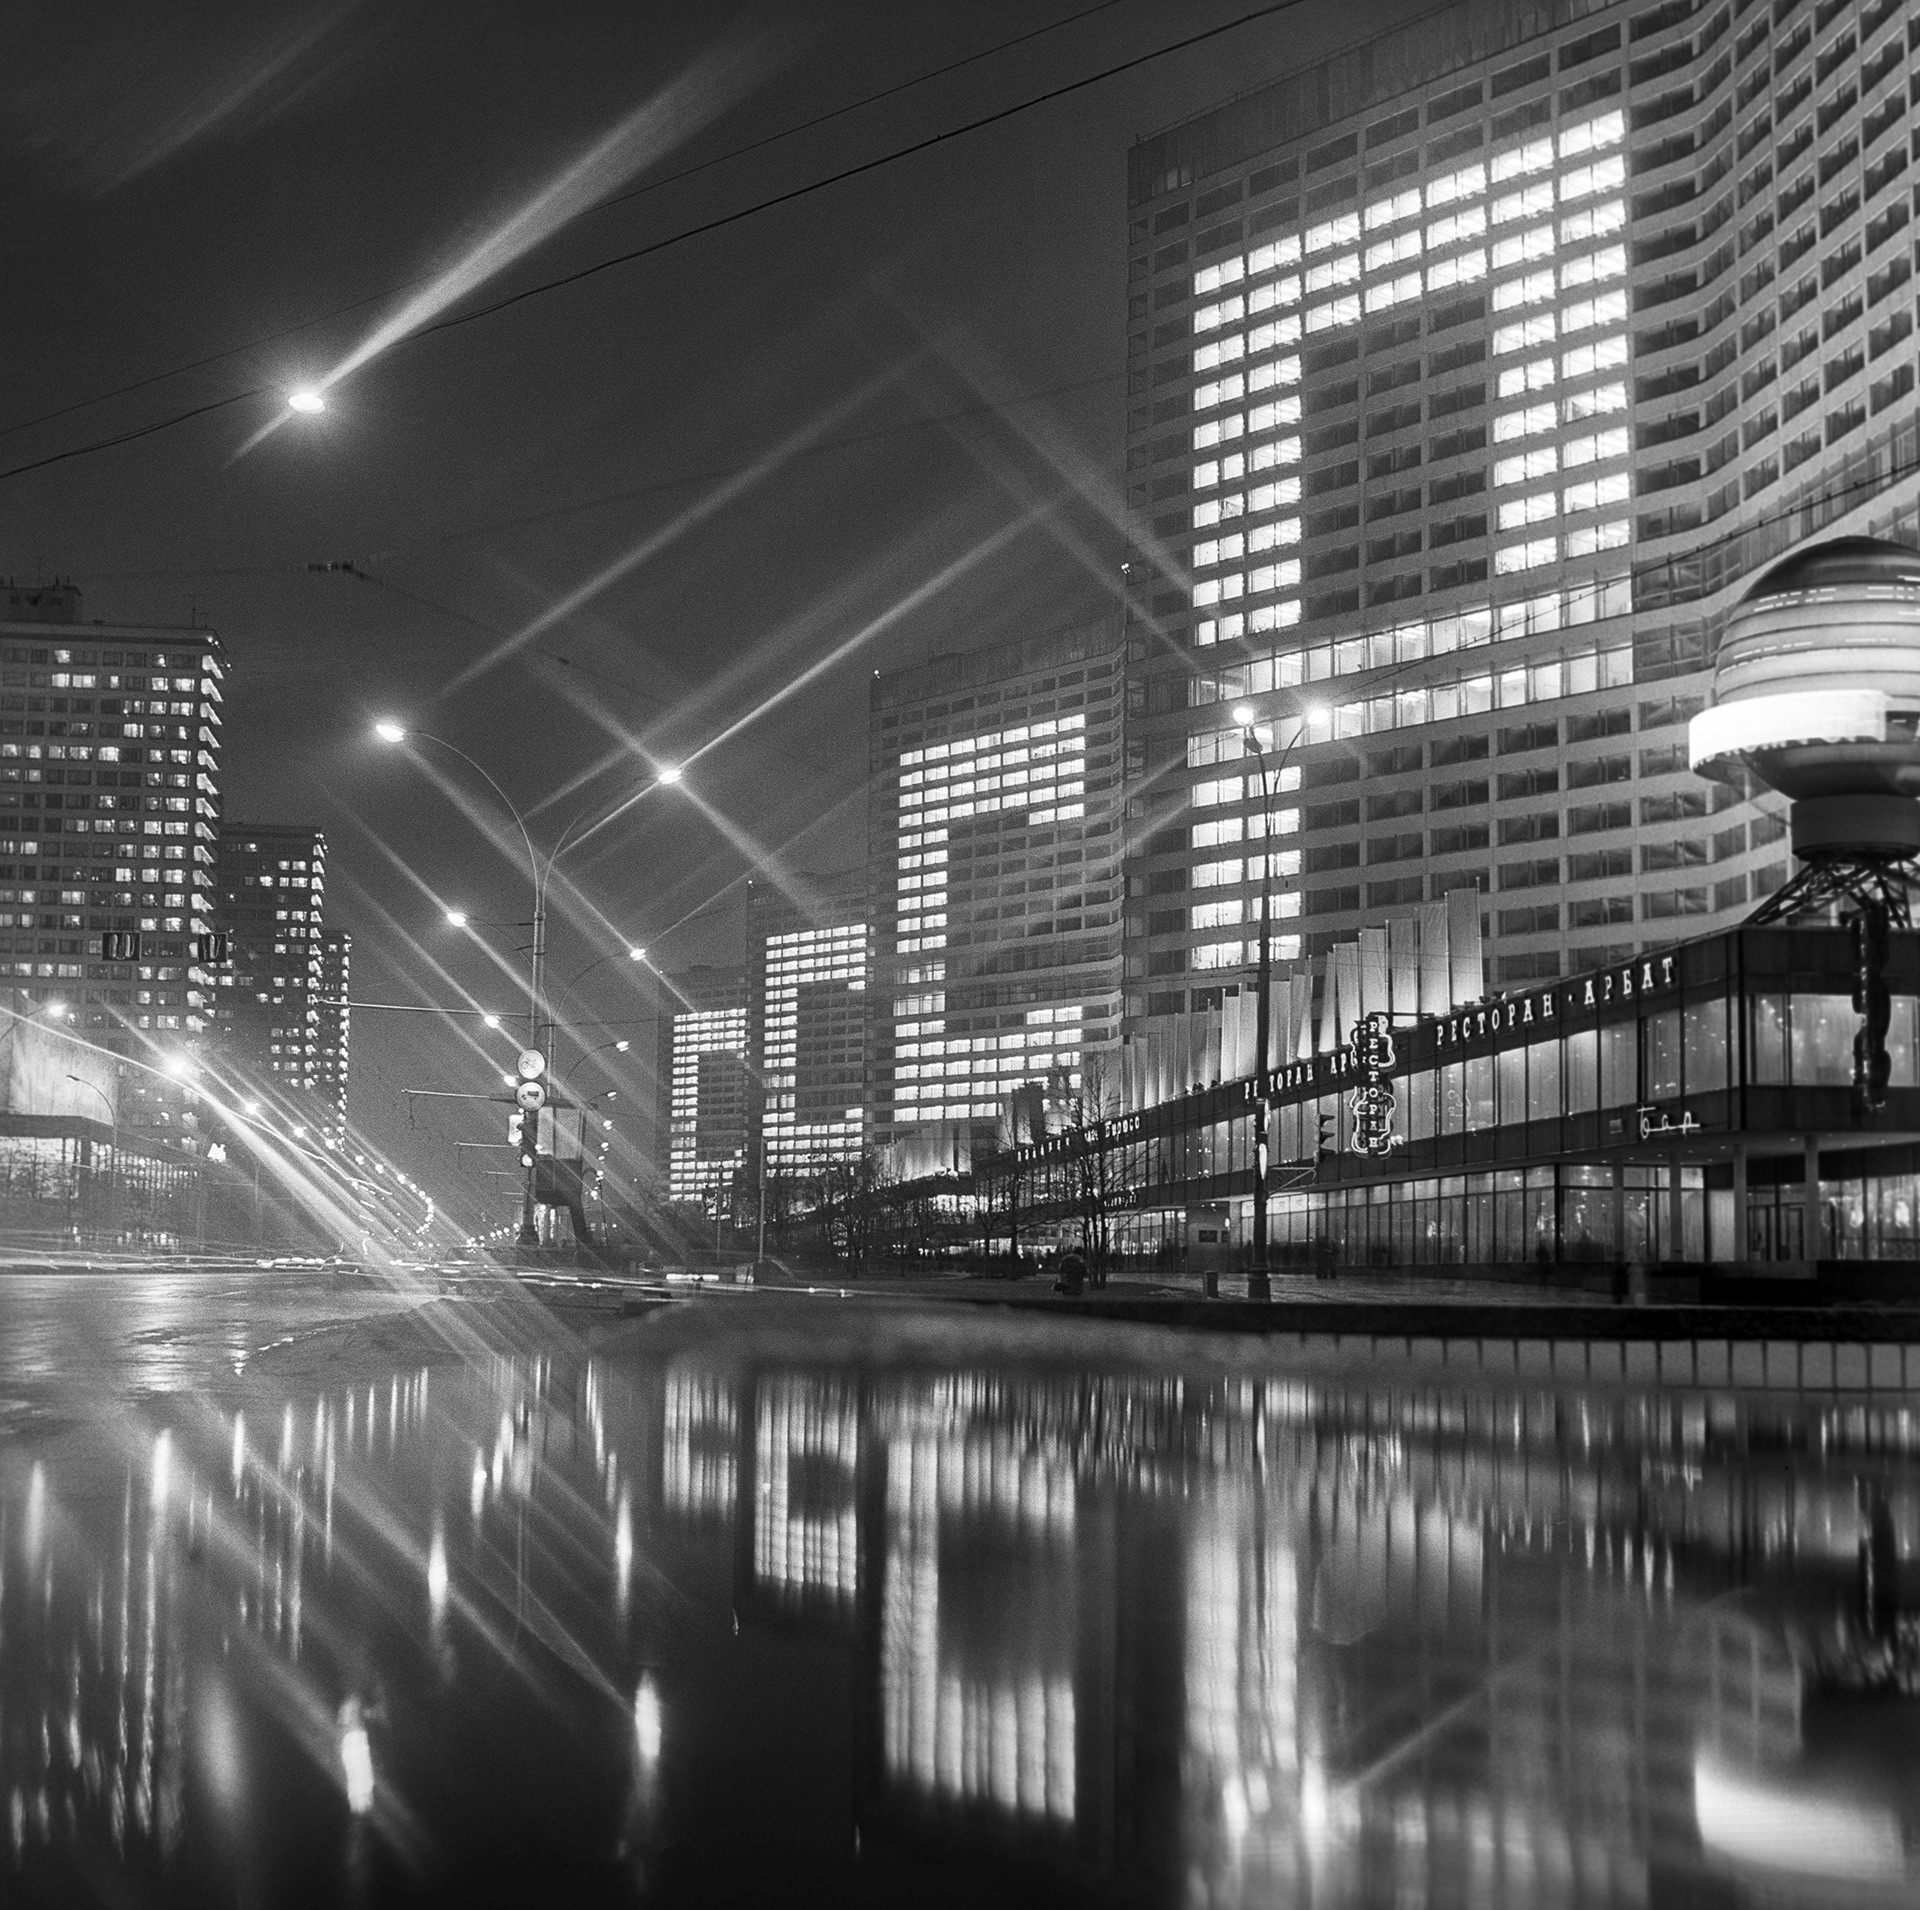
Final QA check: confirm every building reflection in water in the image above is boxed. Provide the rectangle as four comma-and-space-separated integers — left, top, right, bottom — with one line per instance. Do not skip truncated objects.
5, 1328, 1920, 1902
880, 1383, 1078, 1827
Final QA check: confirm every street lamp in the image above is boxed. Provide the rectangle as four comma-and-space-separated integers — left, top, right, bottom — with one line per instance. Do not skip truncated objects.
374, 722, 677, 1248
1230, 700, 1322, 1302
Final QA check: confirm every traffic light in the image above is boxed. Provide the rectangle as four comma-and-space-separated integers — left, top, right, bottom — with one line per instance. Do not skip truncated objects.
190, 931, 231, 965
100, 931, 141, 960
1851, 902, 1893, 1114
509, 1108, 538, 1170
1315, 1107, 1336, 1162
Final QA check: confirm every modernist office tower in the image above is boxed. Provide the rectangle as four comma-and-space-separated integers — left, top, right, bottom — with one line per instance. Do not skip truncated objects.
0, 583, 226, 1067
869, 621, 1124, 1148
1122, 0, 1920, 1018
747, 874, 869, 1176
659, 964, 750, 1210
215, 825, 334, 1127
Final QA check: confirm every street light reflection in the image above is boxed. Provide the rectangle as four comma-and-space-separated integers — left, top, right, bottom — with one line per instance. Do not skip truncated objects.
338, 1699, 375, 1815
633, 1677, 662, 1766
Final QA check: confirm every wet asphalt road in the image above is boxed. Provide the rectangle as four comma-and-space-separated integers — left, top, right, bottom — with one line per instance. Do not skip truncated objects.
0, 1264, 433, 1435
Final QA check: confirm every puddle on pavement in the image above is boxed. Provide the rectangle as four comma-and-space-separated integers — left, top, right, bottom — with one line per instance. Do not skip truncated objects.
3, 1302, 1920, 1906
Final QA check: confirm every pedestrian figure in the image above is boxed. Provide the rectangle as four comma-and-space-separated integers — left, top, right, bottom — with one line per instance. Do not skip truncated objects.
1053, 1250, 1087, 1296
1610, 1257, 1629, 1305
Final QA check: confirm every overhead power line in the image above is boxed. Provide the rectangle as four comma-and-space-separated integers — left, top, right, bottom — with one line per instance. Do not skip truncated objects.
0, 0, 1314, 490
0, 1, 1126, 451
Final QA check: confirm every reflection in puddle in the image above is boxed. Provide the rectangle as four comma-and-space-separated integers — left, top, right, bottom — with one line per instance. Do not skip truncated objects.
3, 1317, 1920, 1903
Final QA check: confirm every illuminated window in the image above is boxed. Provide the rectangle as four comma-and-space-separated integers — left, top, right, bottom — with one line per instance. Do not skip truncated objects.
1496, 536, 1558, 574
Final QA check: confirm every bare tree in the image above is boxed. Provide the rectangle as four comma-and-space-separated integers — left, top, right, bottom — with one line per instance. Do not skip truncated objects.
1048, 1057, 1129, 1282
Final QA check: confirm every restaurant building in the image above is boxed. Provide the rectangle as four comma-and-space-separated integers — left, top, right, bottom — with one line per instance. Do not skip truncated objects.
998, 919, 1919, 1282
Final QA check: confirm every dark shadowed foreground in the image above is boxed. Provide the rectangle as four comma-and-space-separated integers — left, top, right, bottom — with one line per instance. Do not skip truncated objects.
3, 1270, 1919, 1906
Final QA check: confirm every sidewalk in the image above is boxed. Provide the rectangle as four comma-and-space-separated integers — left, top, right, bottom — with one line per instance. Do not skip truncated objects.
743, 1259, 1920, 1346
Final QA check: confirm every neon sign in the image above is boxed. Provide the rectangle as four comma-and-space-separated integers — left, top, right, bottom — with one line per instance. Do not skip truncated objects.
1349, 1010, 1399, 1156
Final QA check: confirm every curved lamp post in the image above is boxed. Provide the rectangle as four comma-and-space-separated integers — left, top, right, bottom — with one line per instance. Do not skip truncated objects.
1230, 702, 1321, 1302
376, 722, 675, 1246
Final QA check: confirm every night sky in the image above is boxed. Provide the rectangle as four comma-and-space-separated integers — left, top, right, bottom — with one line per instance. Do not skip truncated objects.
0, 0, 1424, 1230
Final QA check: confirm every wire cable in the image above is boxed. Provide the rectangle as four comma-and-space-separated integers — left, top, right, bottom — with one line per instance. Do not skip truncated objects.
0, 0, 1312, 490
0, 2, 1127, 450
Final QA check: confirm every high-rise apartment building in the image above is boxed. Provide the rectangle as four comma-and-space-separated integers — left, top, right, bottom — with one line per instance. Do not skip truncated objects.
0, 583, 225, 1101
747, 874, 868, 1176
317, 930, 351, 1142
869, 621, 1125, 1149
215, 825, 336, 1129
659, 965, 750, 1210
1122, 0, 1920, 1018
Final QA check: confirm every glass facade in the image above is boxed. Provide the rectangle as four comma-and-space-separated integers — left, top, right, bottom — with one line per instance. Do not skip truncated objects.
871, 625, 1123, 1144
1124, 0, 1920, 1015
667, 997, 749, 1209
1003, 925, 1920, 1273
760, 920, 868, 1171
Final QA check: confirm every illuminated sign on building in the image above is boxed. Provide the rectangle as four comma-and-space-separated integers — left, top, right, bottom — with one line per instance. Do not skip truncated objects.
1349, 1011, 1398, 1157
1436, 953, 1678, 1051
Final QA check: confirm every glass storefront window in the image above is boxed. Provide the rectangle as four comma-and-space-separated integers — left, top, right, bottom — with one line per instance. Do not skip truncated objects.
1683, 996, 1728, 1094
1789, 993, 1854, 1086
1405, 1069, 1435, 1141
1465, 1053, 1495, 1130
1892, 999, 1918, 1089
1441, 1060, 1465, 1135
1751, 993, 1788, 1084
1600, 1019, 1636, 1107
1497, 1046, 1527, 1126
1564, 1027, 1598, 1113
1528, 1038, 1561, 1123
1644, 1007, 1681, 1102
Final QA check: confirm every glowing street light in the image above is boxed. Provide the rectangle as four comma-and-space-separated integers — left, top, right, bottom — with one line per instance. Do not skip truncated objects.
656, 765, 683, 785
482, 1014, 500, 1029
373, 721, 407, 744
1227, 699, 1323, 1305
628, 946, 647, 962
445, 910, 470, 929
287, 390, 325, 415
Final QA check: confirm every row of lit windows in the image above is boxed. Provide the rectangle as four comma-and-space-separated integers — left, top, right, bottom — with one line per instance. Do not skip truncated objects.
899, 766, 1083, 811
1193, 851, 1304, 887
1190, 340, 1623, 501
1195, 569, 1629, 667
1496, 519, 1630, 573
1188, 936, 1305, 971
897, 712, 1086, 771
1187, 641, 1635, 769
895, 1054, 1082, 1095
899, 795, 1085, 838
39, 672, 205, 693
1193, 246, 1624, 393
1188, 113, 1625, 300
1189, 893, 1306, 933
767, 924, 863, 954
0, 742, 207, 768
